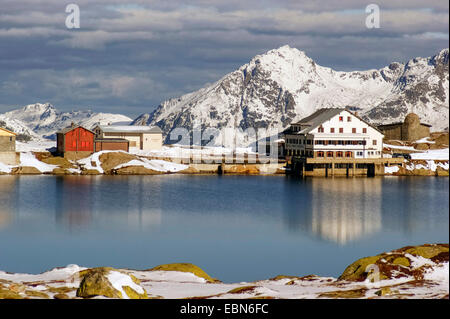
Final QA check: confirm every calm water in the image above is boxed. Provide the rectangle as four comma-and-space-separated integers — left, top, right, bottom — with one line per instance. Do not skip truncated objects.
0, 175, 448, 282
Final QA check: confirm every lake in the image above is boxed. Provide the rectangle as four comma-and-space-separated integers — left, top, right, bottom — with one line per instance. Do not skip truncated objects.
0, 175, 448, 283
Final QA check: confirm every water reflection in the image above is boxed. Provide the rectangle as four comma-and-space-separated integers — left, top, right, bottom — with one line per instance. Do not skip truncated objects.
5, 176, 162, 230
55, 177, 93, 227
0, 176, 16, 229
309, 178, 382, 244
0, 175, 447, 281
283, 177, 383, 244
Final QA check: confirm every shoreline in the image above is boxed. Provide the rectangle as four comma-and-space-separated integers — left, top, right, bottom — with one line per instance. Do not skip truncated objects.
0, 244, 448, 299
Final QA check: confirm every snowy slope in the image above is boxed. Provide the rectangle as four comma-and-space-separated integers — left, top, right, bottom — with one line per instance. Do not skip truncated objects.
1, 103, 132, 140
0, 115, 41, 139
133, 45, 449, 146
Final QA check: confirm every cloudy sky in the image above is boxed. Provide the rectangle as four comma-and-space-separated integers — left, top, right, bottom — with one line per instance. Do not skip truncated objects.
0, 0, 448, 118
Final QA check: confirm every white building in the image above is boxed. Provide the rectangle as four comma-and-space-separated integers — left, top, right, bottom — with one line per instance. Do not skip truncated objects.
94, 125, 163, 151
283, 108, 384, 159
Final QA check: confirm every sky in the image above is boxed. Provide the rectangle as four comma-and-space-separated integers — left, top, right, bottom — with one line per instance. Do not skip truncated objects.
0, 0, 448, 118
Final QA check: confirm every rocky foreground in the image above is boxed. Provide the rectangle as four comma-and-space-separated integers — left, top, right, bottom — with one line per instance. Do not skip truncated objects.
0, 244, 448, 299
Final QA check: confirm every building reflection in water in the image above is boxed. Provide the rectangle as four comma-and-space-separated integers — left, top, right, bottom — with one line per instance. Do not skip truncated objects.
55, 176, 162, 230
55, 176, 93, 228
283, 177, 382, 245
310, 178, 382, 244
0, 176, 16, 229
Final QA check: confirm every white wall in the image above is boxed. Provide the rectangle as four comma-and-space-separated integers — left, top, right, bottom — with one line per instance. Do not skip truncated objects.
285, 110, 384, 158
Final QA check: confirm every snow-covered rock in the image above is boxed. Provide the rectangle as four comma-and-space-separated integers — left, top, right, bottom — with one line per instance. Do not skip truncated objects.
0, 244, 447, 299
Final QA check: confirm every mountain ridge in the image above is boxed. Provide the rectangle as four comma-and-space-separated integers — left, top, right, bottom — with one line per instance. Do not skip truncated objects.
0, 103, 132, 140
133, 45, 449, 146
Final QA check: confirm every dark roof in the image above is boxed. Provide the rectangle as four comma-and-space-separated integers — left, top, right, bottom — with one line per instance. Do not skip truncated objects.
378, 122, 432, 128
284, 107, 384, 135
57, 125, 95, 135
292, 108, 344, 127
94, 138, 129, 143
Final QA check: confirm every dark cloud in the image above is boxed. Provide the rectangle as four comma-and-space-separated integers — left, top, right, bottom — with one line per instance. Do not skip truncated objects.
0, 0, 448, 117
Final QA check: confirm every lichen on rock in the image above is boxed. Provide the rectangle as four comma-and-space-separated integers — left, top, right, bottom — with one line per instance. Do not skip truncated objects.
76, 267, 148, 299
149, 263, 220, 283
339, 244, 449, 282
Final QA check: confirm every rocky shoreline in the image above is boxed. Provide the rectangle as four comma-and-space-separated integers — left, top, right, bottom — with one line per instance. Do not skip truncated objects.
0, 244, 448, 299
0, 150, 448, 176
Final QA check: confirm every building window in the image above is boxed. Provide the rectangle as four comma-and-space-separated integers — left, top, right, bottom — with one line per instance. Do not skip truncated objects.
317, 151, 324, 157
336, 151, 343, 157
330, 128, 335, 133
345, 151, 353, 158
339, 128, 343, 133
339, 116, 343, 122
318, 126, 324, 133
352, 128, 356, 133
373, 140, 377, 145
327, 151, 334, 157
347, 116, 351, 122
363, 128, 367, 133
357, 151, 363, 156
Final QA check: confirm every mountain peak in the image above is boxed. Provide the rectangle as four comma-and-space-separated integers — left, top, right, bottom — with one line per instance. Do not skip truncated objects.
134, 46, 449, 146
23, 102, 54, 111
252, 45, 311, 65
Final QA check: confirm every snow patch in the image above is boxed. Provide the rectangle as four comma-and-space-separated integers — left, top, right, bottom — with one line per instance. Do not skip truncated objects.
19, 152, 57, 173
106, 271, 145, 299
384, 165, 400, 174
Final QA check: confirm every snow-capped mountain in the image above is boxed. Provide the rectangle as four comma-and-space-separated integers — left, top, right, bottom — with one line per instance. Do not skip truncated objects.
1, 103, 132, 140
133, 45, 449, 146
0, 115, 40, 139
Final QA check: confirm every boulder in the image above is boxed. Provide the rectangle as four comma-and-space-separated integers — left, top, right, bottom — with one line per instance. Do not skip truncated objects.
76, 267, 148, 299
339, 244, 449, 282
0, 284, 23, 299
80, 169, 101, 175
431, 133, 449, 146
11, 166, 41, 175
414, 143, 429, 150
224, 165, 260, 174
114, 166, 163, 175
429, 143, 448, 150
149, 263, 220, 283
179, 166, 201, 174
24, 290, 50, 299
98, 152, 137, 174
436, 167, 449, 176
41, 156, 76, 169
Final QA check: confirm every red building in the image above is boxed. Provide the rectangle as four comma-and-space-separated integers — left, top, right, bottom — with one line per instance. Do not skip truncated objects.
57, 125, 95, 156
